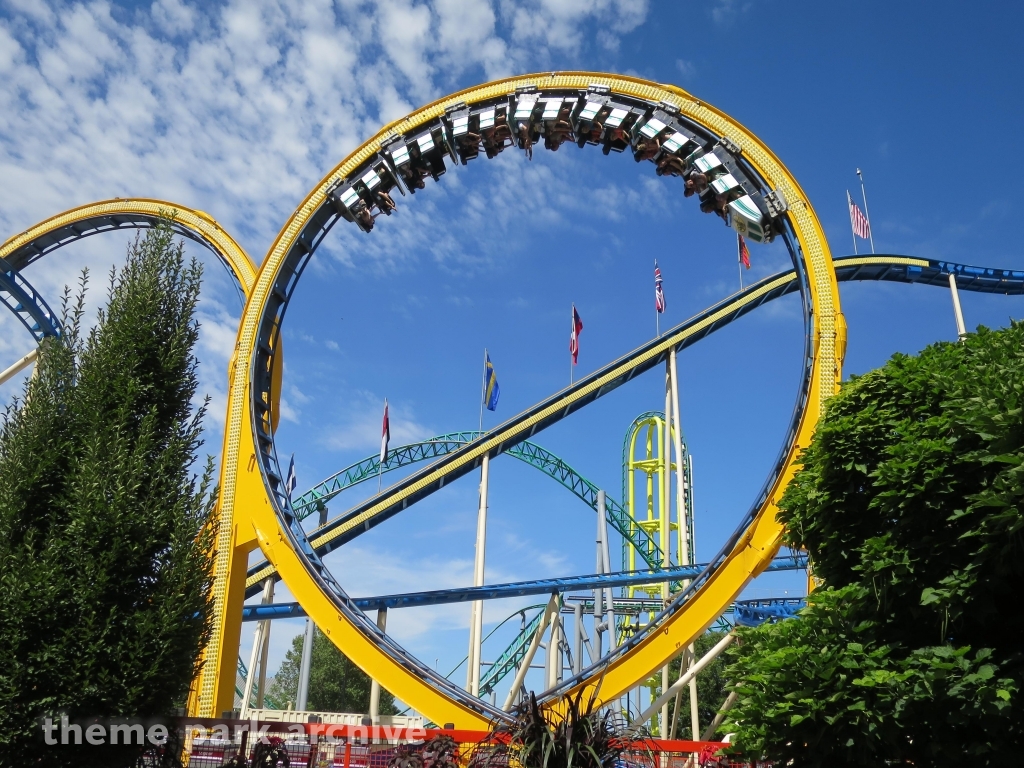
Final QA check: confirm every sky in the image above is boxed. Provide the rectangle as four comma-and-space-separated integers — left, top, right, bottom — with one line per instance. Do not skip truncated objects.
2, 0, 1023, 712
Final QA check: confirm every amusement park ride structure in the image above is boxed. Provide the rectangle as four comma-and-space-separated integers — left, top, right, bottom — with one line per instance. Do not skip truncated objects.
2, 72, 1023, 739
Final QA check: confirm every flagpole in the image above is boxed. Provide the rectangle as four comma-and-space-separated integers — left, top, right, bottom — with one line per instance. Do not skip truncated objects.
479, 348, 487, 435
847, 191, 859, 255
570, 305, 574, 386
737, 237, 744, 290
856, 168, 875, 254
377, 398, 386, 494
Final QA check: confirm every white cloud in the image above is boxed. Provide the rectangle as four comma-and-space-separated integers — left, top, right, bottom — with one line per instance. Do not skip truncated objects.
0, 0, 651, 693
322, 390, 434, 453
151, 0, 198, 36
711, 0, 753, 25
675, 58, 696, 80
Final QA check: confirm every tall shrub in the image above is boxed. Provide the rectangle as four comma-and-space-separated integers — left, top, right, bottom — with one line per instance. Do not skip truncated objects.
0, 225, 216, 766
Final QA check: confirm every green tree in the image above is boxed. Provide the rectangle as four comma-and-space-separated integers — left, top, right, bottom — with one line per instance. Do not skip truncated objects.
723, 323, 1024, 766
268, 627, 399, 715
0, 226, 216, 767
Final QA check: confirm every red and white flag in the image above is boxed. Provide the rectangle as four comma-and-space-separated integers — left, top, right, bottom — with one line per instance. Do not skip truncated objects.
569, 305, 583, 365
654, 260, 666, 313
738, 234, 751, 270
848, 190, 871, 240
379, 398, 390, 464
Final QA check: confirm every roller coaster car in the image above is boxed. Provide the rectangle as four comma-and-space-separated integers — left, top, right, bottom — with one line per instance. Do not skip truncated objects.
446, 103, 514, 163
512, 93, 576, 155
629, 109, 703, 175
331, 160, 401, 233
690, 148, 776, 243
570, 94, 645, 154
511, 93, 541, 157
386, 127, 449, 194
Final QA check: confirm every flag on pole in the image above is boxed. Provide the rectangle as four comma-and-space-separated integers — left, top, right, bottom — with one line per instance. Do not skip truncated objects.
379, 399, 390, 465
285, 453, 297, 501
654, 260, 666, 313
483, 352, 500, 411
738, 234, 751, 270
848, 190, 871, 240
569, 305, 583, 365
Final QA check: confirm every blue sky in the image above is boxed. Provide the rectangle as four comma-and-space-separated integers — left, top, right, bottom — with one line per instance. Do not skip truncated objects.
2, 0, 1022, 709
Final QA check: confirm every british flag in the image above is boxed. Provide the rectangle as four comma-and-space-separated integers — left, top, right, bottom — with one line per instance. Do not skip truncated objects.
848, 190, 871, 240
654, 260, 666, 313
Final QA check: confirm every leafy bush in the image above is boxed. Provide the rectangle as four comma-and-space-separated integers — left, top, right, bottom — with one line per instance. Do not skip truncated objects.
724, 322, 1024, 766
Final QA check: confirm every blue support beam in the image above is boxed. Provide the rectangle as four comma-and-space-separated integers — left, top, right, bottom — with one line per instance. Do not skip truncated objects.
241, 552, 807, 620
733, 597, 806, 627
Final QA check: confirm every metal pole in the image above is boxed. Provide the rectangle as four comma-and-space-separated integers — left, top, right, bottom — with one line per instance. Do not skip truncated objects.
296, 617, 315, 711
369, 608, 387, 723
573, 603, 583, 675
570, 305, 574, 386
514, 610, 526, 705
689, 657, 700, 741
503, 594, 559, 711
468, 453, 490, 696
668, 348, 699, 738
668, 649, 686, 740
631, 633, 736, 729
241, 578, 274, 718
701, 691, 738, 741
377, 399, 387, 494
0, 347, 38, 386
479, 348, 487, 433
857, 168, 876, 254
948, 272, 968, 340
255, 577, 276, 709
847, 191, 859, 255
597, 491, 616, 649
660, 364, 672, 735
594, 503, 604, 661
669, 349, 689, 567
737, 238, 743, 290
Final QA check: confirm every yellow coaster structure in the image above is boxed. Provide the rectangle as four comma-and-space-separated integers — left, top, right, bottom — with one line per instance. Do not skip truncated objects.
2, 73, 844, 729
187, 72, 842, 727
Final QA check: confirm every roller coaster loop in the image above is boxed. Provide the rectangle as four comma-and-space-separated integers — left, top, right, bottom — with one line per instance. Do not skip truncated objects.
199, 71, 840, 728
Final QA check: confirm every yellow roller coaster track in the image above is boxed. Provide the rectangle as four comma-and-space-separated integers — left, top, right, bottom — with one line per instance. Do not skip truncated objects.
0, 198, 257, 292
184, 72, 842, 727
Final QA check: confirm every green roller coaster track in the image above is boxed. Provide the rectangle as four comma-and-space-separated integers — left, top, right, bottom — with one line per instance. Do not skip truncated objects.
288, 432, 665, 570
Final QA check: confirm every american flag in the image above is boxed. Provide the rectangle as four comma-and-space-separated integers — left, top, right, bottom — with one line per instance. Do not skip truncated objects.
848, 190, 871, 240
569, 305, 583, 365
379, 399, 390, 465
654, 260, 666, 313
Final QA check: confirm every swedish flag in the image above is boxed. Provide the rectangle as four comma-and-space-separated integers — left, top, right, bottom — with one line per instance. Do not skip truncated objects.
483, 352, 500, 411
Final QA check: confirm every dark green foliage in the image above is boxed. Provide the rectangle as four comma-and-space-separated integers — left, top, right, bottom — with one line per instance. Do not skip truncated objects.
486, 690, 633, 768
0, 226, 216, 767
724, 323, 1024, 766
267, 626, 398, 714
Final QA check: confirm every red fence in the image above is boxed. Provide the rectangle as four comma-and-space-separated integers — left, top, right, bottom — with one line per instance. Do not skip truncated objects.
177, 720, 748, 768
